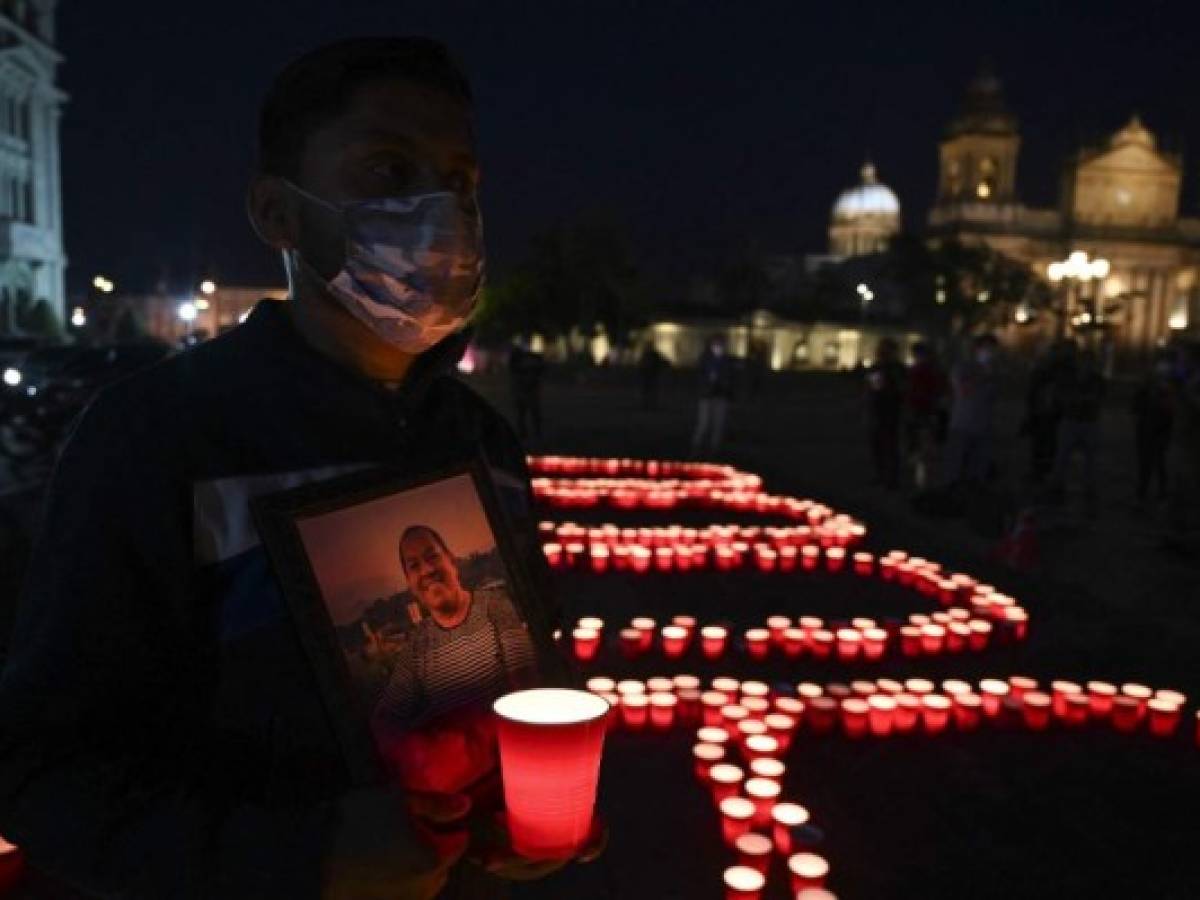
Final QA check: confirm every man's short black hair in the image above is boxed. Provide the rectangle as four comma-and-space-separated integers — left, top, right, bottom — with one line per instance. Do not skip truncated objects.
258, 37, 473, 179
398, 525, 454, 573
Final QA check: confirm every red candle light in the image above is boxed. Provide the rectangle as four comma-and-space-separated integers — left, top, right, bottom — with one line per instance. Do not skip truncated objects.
544, 542, 564, 568
808, 697, 839, 734
693, 742, 726, 780
774, 696, 806, 721
861, 627, 888, 660
586, 677, 616, 695
754, 545, 779, 573
946, 622, 970, 653
797, 682, 824, 702
588, 544, 610, 573
649, 692, 678, 730
631, 617, 656, 651
905, 678, 934, 697
723, 864, 766, 900
1087, 681, 1117, 717
744, 734, 781, 761
952, 692, 983, 731
853, 551, 874, 575
741, 680, 771, 701
876, 678, 904, 695
865, 695, 896, 736
1112, 696, 1143, 733
841, 698, 870, 739
619, 627, 644, 659
920, 694, 952, 734
661, 625, 690, 659
767, 615, 792, 645
919, 624, 946, 655
737, 718, 768, 743
1020, 691, 1052, 731
713, 677, 741, 695
899, 626, 923, 657
750, 757, 786, 781
722, 705, 751, 730
1121, 683, 1153, 718
825, 546, 846, 572
745, 628, 771, 660
879, 557, 897, 580
620, 693, 649, 730
743, 697, 770, 716
835, 628, 862, 662
771, 802, 811, 854
788, 852, 831, 893
709, 764, 745, 805
735, 832, 774, 876
979, 679, 1010, 718
1147, 698, 1182, 737
0, 838, 24, 897
745, 777, 782, 826
810, 630, 834, 660
1061, 693, 1090, 727
572, 628, 601, 662
674, 674, 701, 693
783, 627, 807, 658
702, 626, 729, 659
701, 691, 731, 727
720, 796, 756, 846
698, 725, 732, 747
493, 688, 609, 859
893, 694, 921, 732
764, 713, 797, 752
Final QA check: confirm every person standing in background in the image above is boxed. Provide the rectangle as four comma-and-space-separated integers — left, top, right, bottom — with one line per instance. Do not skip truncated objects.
905, 340, 948, 491
1164, 342, 1200, 554
1046, 348, 1106, 515
1021, 340, 1072, 486
942, 333, 1001, 488
691, 335, 734, 456
638, 342, 666, 410
864, 337, 907, 489
1131, 353, 1175, 508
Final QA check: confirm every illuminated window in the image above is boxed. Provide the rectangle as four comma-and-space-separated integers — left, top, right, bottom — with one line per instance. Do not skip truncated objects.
823, 341, 839, 365
792, 341, 809, 365
976, 181, 992, 199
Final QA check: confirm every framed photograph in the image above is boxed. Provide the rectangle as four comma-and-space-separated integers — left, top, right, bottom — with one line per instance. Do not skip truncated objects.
252, 458, 557, 795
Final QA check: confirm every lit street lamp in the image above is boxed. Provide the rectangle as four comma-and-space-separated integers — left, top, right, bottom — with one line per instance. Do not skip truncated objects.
1047, 251, 1109, 339
199, 279, 217, 296
178, 301, 198, 341
91, 275, 115, 295
856, 282, 875, 321
70, 307, 87, 329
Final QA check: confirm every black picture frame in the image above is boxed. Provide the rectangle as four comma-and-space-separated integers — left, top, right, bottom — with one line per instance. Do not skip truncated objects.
251, 457, 556, 787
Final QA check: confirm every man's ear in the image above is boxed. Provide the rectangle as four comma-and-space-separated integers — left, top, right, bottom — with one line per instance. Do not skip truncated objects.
246, 175, 299, 250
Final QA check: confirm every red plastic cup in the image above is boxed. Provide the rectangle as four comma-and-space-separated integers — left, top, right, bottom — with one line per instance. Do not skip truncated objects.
698, 725, 731, 747
493, 689, 609, 860
893, 694, 921, 732
835, 628, 862, 662
745, 777, 782, 827
619, 627, 644, 659
1051, 681, 1082, 719
841, 698, 870, 739
620, 693, 648, 730
572, 628, 601, 662
720, 797, 756, 847
1062, 693, 1090, 727
967, 620, 992, 651
649, 693, 678, 730
788, 852, 830, 893
1087, 681, 1117, 717
1008, 676, 1038, 702
631, 617, 656, 651
745, 628, 771, 660
661, 625, 690, 659
899, 626, 923, 657
810, 630, 834, 660
867, 695, 896, 736
919, 624, 946, 655
1111, 696, 1143, 732
709, 764, 745, 806
771, 802, 811, 854
920, 694, 952, 734
693, 742, 726, 781
979, 679, 1009, 718
735, 832, 773, 876
723, 864, 766, 900
1020, 691, 1052, 731
905, 678, 934, 697
702, 626, 729, 659
952, 692, 983, 731
1147, 698, 1182, 737
749, 757, 785, 781
702, 691, 731, 727
862, 627, 888, 660
1121, 683, 1153, 717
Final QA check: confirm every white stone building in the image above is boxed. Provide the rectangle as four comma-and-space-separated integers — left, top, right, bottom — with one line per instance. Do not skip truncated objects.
0, 0, 65, 334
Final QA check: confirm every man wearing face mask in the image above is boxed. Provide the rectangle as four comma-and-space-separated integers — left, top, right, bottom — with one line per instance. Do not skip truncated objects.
0, 38, 586, 900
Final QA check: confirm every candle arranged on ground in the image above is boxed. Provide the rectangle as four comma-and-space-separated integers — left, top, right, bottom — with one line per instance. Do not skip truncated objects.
493, 688, 610, 859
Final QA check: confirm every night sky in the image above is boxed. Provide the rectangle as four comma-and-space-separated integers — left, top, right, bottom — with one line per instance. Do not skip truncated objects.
57, 1, 1199, 298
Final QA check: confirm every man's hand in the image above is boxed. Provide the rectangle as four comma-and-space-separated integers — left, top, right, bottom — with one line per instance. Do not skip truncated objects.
473, 813, 607, 882
321, 786, 471, 900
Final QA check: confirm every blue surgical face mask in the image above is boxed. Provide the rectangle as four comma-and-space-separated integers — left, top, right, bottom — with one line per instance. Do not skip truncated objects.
286, 182, 485, 353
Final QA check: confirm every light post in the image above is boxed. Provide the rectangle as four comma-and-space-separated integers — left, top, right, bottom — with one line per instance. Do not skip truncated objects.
1047, 251, 1109, 340
856, 282, 875, 322
178, 301, 198, 343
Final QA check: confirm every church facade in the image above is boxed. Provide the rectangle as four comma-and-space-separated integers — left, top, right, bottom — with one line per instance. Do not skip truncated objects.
0, 0, 65, 334
928, 69, 1200, 362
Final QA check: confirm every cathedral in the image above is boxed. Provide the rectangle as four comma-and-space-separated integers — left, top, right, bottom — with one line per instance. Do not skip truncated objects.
0, 0, 65, 334
927, 68, 1199, 362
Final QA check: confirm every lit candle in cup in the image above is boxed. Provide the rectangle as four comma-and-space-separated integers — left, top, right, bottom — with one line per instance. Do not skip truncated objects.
1111, 696, 1143, 733
693, 742, 726, 780
841, 698, 870, 739
862, 628, 888, 660
919, 624, 946, 655
952, 692, 983, 731
750, 757, 786, 781
764, 713, 797, 752
979, 679, 1010, 718
808, 697, 838, 734
698, 725, 731, 747
835, 628, 862, 662
1120, 683, 1153, 718
649, 692, 678, 730
586, 677, 616, 695
744, 777, 782, 826
783, 627, 806, 658
723, 864, 766, 900
661, 625, 690, 659
744, 734, 780, 761
1008, 676, 1038, 701
920, 694, 952, 734
788, 852, 831, 893
701, 691, 731, 727
620, 693, 649, 729
631, 617, 656, 651
719, 796, 756, 846
493, 688, 609, 860
1051, 681, 1082, 719
1020, 691, 1052, 731
734, 833, 773, 876
899, 626, 923, 657
1087, 681, 1117, 717
709, 764, 745, 805
810, 630, 834, 660
744, 628, 771, 661
893, 694, 920, 733
771, 802, 811, 854
1147, 698, 1182, 737
867, 695, 896, 736
702, 626, 729, 659
619, 627, 644, 659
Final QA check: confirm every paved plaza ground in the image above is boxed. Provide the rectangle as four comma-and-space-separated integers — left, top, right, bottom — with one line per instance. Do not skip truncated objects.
0, 366, 1196, 898
468, 366, 1200, 900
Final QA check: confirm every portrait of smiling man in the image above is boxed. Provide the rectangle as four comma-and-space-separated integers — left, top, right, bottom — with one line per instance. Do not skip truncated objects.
0, 37, 586, 900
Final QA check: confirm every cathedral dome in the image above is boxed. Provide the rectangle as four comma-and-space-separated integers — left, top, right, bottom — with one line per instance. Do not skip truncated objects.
1111, 114, 1156, 150
832, 162, 901, 221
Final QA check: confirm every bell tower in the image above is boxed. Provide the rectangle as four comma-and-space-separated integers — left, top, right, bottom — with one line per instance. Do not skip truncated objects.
937, 65, 1020, 205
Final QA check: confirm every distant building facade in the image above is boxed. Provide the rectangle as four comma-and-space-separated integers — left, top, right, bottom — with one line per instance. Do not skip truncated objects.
829, 161, 901, 258
0, 0, 65, 334
928, 69, 1200, 361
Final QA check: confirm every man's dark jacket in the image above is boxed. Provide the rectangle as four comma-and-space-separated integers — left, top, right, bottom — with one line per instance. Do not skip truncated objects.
0, 300, 550, 898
